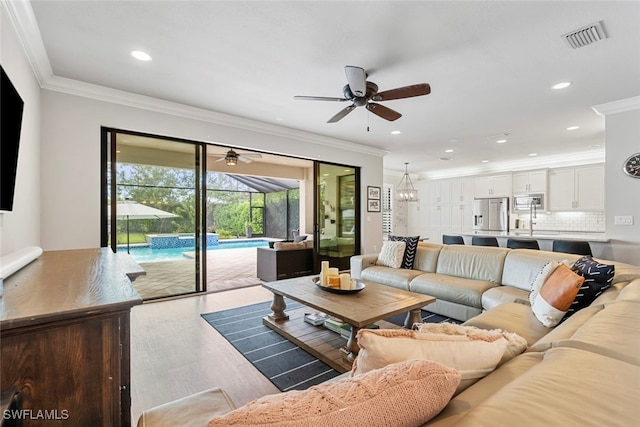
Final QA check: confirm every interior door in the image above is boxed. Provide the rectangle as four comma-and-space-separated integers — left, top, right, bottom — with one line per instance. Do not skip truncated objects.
314, 162, 360, 271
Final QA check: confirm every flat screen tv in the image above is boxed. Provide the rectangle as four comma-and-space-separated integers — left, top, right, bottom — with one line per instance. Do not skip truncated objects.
1, 65, 24, 212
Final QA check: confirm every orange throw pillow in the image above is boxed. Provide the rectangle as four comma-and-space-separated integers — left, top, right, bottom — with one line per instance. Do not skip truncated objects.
532, 264, 585, 327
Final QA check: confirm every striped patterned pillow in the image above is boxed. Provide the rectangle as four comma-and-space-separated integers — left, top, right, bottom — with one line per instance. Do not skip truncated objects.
388, 235, 420, 269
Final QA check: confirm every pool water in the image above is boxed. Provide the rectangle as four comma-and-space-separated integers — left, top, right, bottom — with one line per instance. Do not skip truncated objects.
118, 239, 270, 263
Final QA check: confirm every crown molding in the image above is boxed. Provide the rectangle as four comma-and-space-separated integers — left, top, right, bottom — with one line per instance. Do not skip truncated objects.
4, 0, 387, 159
43, 76, 388, 157
592, 96, 640, 117
2, 0, 53, 85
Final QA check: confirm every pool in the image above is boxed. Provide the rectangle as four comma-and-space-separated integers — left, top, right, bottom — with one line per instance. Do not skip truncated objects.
118, 239, 270, 263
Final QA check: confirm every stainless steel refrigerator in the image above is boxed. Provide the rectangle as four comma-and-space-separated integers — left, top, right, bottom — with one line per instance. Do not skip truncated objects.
473, 198, 509, 231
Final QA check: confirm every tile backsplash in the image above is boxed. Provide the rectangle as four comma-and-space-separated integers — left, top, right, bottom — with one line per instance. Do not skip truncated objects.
512, 211, 605, 232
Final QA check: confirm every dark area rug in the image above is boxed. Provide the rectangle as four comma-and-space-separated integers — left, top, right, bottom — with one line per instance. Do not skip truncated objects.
201, 300, 461, 392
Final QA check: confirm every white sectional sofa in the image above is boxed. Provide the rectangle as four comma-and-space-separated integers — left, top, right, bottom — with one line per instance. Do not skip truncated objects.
139, 242, 640, 426
350, 242, 637, 321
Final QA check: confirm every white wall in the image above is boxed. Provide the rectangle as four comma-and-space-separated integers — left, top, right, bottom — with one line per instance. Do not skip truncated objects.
39, 90, 384, 253
0, 7, 41, 256
602, 106, 640, 265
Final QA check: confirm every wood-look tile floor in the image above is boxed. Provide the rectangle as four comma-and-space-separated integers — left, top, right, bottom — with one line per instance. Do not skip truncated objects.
130, 285, 279, 423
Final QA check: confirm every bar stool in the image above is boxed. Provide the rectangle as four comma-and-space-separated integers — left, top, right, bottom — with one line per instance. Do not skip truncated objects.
507, 238, 540, 250
472, 236, 499, 247
552, 240, 592, 256
442, 235, 465, 245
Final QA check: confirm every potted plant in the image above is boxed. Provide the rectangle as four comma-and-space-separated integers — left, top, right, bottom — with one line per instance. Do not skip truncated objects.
245, 222, 252, 238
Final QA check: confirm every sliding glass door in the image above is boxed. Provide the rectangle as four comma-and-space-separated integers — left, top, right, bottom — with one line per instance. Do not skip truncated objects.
103, 130, 205, 300
315, 162, 360, 271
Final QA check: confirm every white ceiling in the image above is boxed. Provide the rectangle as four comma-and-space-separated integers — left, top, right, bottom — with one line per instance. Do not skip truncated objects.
13, 1, 640, 177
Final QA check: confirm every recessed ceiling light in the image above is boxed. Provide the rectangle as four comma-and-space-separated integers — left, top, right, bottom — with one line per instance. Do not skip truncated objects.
566, 126, 579, 131
552, 82, 572, 90
390, 130, 401, 135
528, 153, 538, 157
440, 156, 453, 161
445, 149, 454, 153
131, 50, 152, 61
275, 117, 284, 121
590, 144, 601, 148
481, 160, 489, 163
496, 139, 507, 144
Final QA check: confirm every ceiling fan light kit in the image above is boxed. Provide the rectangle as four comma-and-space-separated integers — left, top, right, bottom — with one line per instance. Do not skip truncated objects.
212, 149, 262, 166
397, 162, 419, 202
295, 66, 431, 123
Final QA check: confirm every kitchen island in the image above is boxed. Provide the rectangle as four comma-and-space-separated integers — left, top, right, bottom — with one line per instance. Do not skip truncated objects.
460, 230, 610, 256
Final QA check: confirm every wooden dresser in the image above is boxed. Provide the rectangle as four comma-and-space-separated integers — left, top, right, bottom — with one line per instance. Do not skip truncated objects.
0, 248, 144, 427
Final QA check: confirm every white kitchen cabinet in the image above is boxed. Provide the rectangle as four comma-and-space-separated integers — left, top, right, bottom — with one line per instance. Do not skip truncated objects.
473, 174, 512, 198
428, 180, 451, 204
548, 165, 604, 211
513, 170, 547, 194
450, 177, 474, 203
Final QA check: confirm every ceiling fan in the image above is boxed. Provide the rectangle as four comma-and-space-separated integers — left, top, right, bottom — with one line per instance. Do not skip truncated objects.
211, 149, 262, 166
294, 66, 431, 123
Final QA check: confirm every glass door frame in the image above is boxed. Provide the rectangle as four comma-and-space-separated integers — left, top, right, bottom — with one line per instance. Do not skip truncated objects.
101, 127, 207, 298
313, 161, 361, 272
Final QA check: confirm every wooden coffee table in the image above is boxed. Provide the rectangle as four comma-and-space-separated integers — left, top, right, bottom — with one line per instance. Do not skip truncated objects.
262, 276, 435, 373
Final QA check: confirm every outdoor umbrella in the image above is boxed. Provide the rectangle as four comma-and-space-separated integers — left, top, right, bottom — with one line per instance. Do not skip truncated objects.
112, 201, 179, 253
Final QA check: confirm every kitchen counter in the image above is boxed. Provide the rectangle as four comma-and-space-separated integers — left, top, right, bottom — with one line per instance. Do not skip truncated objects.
461, 230, 609, 243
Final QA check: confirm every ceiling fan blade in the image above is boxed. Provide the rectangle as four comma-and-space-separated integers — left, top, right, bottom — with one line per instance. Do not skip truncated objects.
327, 105, 356, 123
366, 103, 402, 121
239, 153, 262, 159
372, 83, 431, 101
238, 156, 253, 164
344, 66, 367, 97
294, 95, 348, 102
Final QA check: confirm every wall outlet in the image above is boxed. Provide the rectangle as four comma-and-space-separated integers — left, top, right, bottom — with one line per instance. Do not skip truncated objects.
614, 215, 634, 225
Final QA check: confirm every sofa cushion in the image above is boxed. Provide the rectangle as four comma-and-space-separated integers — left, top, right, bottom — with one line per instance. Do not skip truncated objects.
435, 245, 509, 283
564, 256, 614, 319
375, 240, 406, 268
413, 243, 443, 272
273, 241, 307, 251
360, 266, 423, 291
352, 327, 511, 395
463, 302, 551, 346
528, 303, 605, 353
501, 249, 579, 291
553, 300, 640, 366
426, 352, 544, 427
447, 347, 640, 427
481, 286, 530, 311
388, 235, 420, 269
410, 273, 499, 309
208, 359, 460, 427
531, 264, 584, 327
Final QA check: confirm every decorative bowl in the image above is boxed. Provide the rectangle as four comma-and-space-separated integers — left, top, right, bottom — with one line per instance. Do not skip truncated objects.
312, 276, 365, 294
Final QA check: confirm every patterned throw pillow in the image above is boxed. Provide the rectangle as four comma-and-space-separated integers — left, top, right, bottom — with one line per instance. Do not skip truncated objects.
388, 235, 420, 269
564, 256, 615, 319
375, 241, 406, 269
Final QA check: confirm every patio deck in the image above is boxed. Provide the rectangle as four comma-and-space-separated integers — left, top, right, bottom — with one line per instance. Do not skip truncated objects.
131, 247, 264, 299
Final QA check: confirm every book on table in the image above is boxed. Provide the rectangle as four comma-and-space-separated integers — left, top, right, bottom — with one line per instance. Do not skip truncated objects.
324, 317, 347, 333
304, 312, 330, 326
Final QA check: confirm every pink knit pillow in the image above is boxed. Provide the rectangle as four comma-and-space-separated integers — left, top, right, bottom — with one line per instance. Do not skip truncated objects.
208, 359, 460, 427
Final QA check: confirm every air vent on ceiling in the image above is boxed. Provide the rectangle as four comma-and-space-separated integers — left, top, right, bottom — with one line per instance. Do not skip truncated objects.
563, 21, 607, 49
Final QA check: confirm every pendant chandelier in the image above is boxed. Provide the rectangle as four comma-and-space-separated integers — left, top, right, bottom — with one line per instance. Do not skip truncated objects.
397, 162, 418, 202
